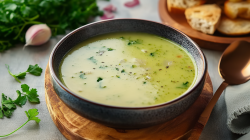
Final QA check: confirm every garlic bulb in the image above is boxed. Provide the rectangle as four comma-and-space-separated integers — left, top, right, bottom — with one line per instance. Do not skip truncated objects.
24, 24, 51, 47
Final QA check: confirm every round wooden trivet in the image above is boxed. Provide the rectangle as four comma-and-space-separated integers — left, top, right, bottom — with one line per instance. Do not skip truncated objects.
45, 65, 213, 140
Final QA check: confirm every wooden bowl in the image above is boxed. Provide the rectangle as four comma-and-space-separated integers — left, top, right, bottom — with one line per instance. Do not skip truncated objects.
158, 0, 250, 51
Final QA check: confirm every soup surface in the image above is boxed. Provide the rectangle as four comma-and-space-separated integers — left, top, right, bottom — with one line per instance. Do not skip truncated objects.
60, 32, 196, 107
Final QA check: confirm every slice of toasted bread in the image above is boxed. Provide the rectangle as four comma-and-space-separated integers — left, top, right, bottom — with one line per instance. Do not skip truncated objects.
217, 16, 250, 36
167, 0, 206, 14
224, 1, 250, 19
185, 4, 221, 34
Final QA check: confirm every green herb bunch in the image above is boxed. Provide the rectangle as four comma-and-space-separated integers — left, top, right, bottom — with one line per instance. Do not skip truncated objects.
0, 0, 103, 52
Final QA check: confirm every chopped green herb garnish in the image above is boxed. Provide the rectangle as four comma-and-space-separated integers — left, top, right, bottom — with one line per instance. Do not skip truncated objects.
79, 74, 86, 79
99, 65, 108, 69
107, 48, 114, 51
132, 65, 136, 68
116, 68, 119, 71
127, 39, 142, 45
143, 81, 146, 84
102, 86, 107, 88
121, 69, 125, 73
177, 81, 189, 89
116, 75, 120, 78
97, 77, 103, 82
5, 64, 43, 83
150, 52, 155, 57
120, 37, 124, 39
128, 40, 138, 45
88, 56, 97, 64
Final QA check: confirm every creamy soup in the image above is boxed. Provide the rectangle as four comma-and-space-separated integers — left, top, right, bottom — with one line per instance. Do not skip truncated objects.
59, 32, 196, 107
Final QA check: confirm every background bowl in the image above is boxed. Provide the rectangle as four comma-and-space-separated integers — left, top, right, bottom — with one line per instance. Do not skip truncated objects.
49, 19, 207, 129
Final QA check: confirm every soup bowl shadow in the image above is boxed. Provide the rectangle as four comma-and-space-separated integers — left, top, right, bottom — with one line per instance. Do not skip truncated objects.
49, 19, 207, 129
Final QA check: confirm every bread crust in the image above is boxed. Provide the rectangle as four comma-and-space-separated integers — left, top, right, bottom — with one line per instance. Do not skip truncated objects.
217, 16, 250, 36
185, 4, 221, 34
224, 1, 250, 19
167, 0, 206, 14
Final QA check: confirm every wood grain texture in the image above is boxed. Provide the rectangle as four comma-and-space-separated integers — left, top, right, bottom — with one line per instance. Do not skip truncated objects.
45, 65, 213, 140
158, 0, 250, 51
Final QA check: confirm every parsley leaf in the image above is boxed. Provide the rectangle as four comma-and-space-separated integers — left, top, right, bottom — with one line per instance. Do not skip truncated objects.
0, 0, 103, 52
13, 90, 27, 107
25, 108, 40, 123
177, 81, 189, 89
88, 56, 97, 64
26, 64, 43, 76
121, 69, 125, 73
5, 64, 43, 83
107, 48, 114, 51
97, 77, 103, 82
0, 108, 40, 137
1, 93, 16, 118
5, 64, 22, 83
14, 84, 40, 106
0, 106, 3, 119
79, 74, 86, 79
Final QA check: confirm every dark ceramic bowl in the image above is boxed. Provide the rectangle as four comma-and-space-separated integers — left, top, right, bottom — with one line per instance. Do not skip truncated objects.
49, 19, 207, 129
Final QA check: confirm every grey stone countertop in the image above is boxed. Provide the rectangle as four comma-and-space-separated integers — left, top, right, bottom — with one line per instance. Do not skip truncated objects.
0, 0, 246, 140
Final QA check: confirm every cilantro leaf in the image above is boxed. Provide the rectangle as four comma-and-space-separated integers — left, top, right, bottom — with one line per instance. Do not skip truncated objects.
5, 64, 21, 83
0, 106, 3, 119
14, 90, 27, 107
177, 81, 190, 89
15, 72, 27, 79
88, 56, 97, 64
14, 84, 40, 106
5, 64, 43, 83
25, 108, 40, 123
1, 93, 16, 118
0, 108, 40, 137
26, 64, 43, 76
97, 77, 103, 82
21, 84, 40, 103
107, 48, 114, 51
0, 0, 103, 52
79, 74, 86, 79
26, 88, 40, 103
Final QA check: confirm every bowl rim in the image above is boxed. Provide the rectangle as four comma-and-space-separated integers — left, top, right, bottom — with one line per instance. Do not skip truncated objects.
49, 18, 207, 109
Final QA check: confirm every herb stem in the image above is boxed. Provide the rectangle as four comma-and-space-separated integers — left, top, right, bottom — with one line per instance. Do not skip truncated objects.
0, 120, 29, 137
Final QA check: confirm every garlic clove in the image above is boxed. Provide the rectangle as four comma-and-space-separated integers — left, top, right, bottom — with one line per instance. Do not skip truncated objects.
24, 24, 51, 48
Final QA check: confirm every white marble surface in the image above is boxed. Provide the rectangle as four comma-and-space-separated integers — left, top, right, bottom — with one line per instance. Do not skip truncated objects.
0, 0, 246, 139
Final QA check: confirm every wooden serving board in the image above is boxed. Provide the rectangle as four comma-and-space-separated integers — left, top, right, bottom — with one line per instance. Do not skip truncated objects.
45, 65, 213, 140
158, 0, 250, 51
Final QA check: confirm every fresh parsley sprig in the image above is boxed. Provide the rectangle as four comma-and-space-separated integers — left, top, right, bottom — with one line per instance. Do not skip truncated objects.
14, 84, 40, 107
5, 64, 42, 83
0, 0, 103, 52
0, 93, 16, 118
0, 108, 40, 138
0, 84, 40, 118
